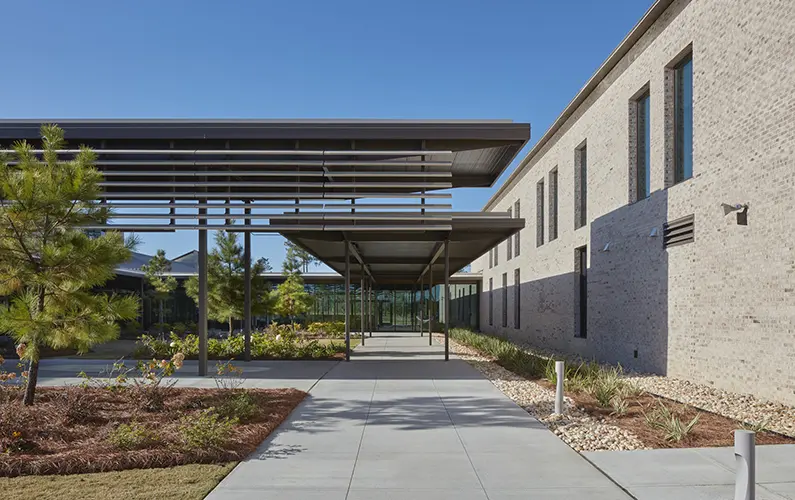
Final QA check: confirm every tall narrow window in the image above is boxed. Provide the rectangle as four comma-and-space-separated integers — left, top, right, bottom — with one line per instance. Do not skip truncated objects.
536, 179, 545, 247
488, 277, 493, 326
575, 246, 588, 338
549, 168, 559, 241
631, 90, 651, 201
506, 207, 513, 260
639, 92, 651, 198
514, 268, 520, 329
489, 249, 493, 269
494, 242, 499, 266
674, 54, 693, 183
514, 200, 521, 257
502, 272, 507, 327
575, 144, 587, 228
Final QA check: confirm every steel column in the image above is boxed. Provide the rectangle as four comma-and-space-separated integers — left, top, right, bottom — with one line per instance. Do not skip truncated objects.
344, 242, 351, 362
420, 275, 424, 337
360, 267, 365, 346
429, 264, 434, 346
243, 207, 252, 362
444, 239, 450, 361
198, 207, 208, 376
368, 281, 372, 337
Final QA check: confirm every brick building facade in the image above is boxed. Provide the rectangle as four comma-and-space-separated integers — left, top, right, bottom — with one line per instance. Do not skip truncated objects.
474, 0, 795, 404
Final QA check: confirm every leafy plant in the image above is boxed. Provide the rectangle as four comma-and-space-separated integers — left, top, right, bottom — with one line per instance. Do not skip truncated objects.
610, 396, 629, 416
54, 386, 99, 424
130, 353, 184, 411
178, 408, 237, 449
214, 360, 245, 391
642, 400, 701, 442
0, 125, 140, 405
741, 418, 770, 433
107, 421, 157, 450
590, 367, 623, 408
274, 274, 313, 333
217, 391, 258, 422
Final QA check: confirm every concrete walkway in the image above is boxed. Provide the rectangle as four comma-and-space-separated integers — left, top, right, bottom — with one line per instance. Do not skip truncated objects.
586, 445, 795, 500
207, 332, 630, 499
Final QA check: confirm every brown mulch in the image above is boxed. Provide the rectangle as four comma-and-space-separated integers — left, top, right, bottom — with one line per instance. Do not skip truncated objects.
0, 386, 305, 477
538, 380, 795, 448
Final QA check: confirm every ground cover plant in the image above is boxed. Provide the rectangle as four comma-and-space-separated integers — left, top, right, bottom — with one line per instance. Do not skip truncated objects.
135, 323, 350, 360
0, 356, 305, 477
448, 328, 795, 449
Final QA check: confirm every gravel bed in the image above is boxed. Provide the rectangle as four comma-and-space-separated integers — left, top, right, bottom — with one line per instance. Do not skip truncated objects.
626, 375, 795, 438
436, 335, 646, 452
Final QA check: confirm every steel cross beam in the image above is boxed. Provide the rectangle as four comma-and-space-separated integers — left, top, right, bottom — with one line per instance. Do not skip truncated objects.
416, 240, 448, 284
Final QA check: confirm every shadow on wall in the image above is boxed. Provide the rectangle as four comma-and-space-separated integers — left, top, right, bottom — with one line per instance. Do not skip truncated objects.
494, 189, 670, 376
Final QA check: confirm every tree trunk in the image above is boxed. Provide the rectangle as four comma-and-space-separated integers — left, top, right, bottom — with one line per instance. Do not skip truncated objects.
22, 359, 39, 406
229, 316, 234, 336
159, 300, 164, 329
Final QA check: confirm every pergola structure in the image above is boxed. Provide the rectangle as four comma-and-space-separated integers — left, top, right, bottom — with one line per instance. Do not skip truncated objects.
0, 119, 529, 372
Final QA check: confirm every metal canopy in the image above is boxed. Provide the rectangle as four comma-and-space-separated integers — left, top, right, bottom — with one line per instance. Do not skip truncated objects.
281, 214, 524, 285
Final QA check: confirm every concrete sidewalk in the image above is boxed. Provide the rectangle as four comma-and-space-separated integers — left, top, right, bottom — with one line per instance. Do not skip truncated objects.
586, 445, 795, 500
207, 332, 630, 499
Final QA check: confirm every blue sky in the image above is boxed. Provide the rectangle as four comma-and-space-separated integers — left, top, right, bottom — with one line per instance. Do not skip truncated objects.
1, 0, 653, 270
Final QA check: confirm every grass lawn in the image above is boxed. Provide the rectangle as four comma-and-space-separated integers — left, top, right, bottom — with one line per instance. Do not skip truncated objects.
0, 462, 237, 500
318, 337, 361, 348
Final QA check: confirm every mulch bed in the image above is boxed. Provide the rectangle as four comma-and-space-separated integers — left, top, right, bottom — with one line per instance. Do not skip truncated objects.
0, 386, 305, 477
538, 380, 795, 448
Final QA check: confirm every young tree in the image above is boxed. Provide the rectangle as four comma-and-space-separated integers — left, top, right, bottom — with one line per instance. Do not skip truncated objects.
185, 229, 273, 336
274, 273, 313, 332
0, 125, 139, 405
141, 249, 177, 331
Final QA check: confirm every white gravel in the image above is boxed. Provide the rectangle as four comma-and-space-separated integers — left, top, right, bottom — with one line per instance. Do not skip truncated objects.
626, 374, 795, 438
438, 335, 646, 452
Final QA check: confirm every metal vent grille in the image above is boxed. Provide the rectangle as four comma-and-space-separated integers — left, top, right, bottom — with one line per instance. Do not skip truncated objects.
663, 214, 695, 248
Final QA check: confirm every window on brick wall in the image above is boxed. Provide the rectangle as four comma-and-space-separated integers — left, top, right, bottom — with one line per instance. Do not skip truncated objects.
514, 199, 521, 257
536, 179, 545, 247
674, 53, 693, 183
514, 268, 520, 329
502, 272, 507, 327
575, 245, 588, 338
549, 168, 559, 241
575, 143, 587, 229
494, 241, 499, 266
635, 91, 651, 200
506, 207, 513, 260
488, 277, 493, 326
489, 248, 493, 269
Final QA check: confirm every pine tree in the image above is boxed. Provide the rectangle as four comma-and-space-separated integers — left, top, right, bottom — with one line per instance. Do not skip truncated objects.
141, 249, 177, 332
274, 273, 313, 332
0, 125, 139, 405
283, 240, 318, 274
185, 229, 273, 336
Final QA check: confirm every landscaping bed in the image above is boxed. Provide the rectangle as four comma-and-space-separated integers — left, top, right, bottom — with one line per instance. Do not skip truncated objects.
439, 329, 795, 452
0, 385, 305, 477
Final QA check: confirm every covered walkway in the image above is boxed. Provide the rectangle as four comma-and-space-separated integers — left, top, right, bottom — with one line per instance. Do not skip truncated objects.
207, 332, 630, 499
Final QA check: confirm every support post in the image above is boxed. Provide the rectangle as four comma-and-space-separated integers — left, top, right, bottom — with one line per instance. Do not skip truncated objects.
344, 242, 351, 362
444, 239, 450, 361
368, 281, 373, 337
243, 207, 252, 362
429, 263, 434, 346
419, 275, 424, 337
734, 430, 756, 500
360, 267, 365, 346
555, 361, 565, 415
198, 207, 208, 376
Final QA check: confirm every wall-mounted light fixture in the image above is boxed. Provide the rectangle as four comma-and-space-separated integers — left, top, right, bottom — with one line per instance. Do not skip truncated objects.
601, 242, 611, 252
649, 227, 659, 237
721, 203, 749, 226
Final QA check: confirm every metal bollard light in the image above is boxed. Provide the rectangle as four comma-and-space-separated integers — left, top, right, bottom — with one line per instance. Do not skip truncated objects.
734, 430, 755, 500
554, 361, 565, 415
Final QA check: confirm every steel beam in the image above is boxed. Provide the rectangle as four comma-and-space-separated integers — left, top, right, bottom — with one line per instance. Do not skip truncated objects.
2, 148, 454, 156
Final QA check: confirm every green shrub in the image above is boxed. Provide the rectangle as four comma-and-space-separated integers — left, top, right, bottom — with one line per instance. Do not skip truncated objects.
610, 396, 629, 416
171, 322, 188, 335
217, 392, 258, 422
306, 321, 346, 338
642, 400, 701, 442
108, 422, 157, 450
590, 367, 623, 408
179, 408, 237, 449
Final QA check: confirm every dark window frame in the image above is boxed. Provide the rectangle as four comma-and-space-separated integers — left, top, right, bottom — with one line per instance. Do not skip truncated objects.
506, 207, 513, 260
575, 245, 588, 338
575, 143, 588, 229
674, 53, 693, 184
536, 179, 545, 247
501, 272, 508, 328
514, 199, 521, 257
514, 268, 520, 329
549, 168, 559, 241
488, 277, 493, 326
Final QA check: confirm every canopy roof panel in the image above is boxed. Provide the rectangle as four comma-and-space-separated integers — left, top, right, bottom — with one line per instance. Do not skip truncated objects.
281, 214, 523, 284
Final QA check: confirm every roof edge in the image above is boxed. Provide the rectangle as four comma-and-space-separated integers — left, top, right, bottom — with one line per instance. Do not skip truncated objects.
482, 0, 676, 211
